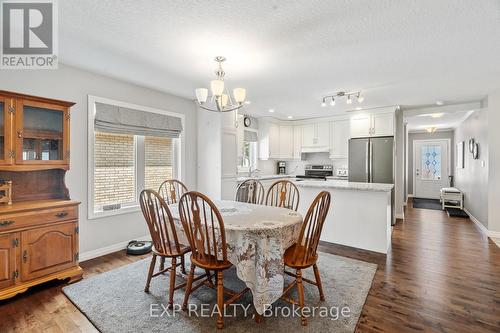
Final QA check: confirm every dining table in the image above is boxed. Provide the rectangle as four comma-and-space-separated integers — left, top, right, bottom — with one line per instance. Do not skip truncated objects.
168, 200, 303, 315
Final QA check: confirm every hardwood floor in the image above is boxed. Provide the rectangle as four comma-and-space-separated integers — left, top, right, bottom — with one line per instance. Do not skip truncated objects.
0, 200, 499, 332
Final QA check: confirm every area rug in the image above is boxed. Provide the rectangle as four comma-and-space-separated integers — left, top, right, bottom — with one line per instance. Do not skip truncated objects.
63, 253, 377, 333
412, 197, 442, 210
446, 207, 469, 218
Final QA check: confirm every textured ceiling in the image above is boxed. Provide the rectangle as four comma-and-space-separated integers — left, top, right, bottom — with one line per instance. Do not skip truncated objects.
59, 0, 500, 119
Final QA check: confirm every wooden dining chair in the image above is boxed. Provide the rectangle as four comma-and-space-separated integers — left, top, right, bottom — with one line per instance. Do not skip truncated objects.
158, 179, 188, 205
265, 179, 300, 211
235, 179, 265, 204
139, 189, 192, 307
281, 191, 331, 326
157, 179, 189, 271
178, 191, 250, 329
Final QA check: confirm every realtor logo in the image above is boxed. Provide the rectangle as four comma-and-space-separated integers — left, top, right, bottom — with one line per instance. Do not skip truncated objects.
1, 0, 58, 69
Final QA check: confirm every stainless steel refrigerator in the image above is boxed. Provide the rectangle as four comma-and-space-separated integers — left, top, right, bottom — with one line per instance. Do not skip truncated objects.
348, 136, 395, 224
348, 136, 394, 183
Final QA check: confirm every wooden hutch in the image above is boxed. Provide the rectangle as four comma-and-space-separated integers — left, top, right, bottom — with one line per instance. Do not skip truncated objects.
0, 90, 81, 300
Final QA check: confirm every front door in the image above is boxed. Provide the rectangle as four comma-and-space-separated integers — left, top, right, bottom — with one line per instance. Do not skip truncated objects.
414, 140, 449, 199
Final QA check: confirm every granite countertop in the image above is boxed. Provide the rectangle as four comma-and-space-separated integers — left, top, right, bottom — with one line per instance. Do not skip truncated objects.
292, 179, 394, 192
237, 174, 293, 182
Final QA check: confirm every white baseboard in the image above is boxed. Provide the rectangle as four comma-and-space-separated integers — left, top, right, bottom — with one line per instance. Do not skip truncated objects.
80, 235, 151, 262
463, 208, 500, 240
408, 194, 414, 198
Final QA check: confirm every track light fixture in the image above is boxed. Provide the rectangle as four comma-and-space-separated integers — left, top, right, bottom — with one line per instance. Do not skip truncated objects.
321, 90, 364, 107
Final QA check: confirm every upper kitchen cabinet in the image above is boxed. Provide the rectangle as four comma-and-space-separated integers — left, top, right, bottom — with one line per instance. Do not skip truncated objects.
301, 122, 329, 152
330, 119, 349, 159
258, 121, 280, 160
350, 112, 394, 138
278, 125, 293, 159
0, 91, 74, 171
259, 121, 301, 160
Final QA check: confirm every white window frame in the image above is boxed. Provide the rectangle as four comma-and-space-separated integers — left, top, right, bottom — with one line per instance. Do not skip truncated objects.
87, 95, 185, 220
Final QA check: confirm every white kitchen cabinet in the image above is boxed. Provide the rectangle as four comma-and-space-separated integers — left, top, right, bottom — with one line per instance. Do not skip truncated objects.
350, 114, 372, 138
350, 112, 394, 138
372, 113, 394, 136
316, 122, 330, 147
301, 123, 330, 151
301, 124, 315, 147
293, 126, 302, 159
268, 123, 280, 159
259, 121, 280, 160
278, 125, 294, 159
330, 119, 349, 159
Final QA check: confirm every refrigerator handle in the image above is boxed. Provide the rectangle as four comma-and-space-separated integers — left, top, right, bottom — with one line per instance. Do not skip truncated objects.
365, 141, 369, 182
369, 140, 373, 183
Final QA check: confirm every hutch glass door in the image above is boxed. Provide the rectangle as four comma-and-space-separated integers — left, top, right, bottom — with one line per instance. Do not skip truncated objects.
16, 100, 69, 166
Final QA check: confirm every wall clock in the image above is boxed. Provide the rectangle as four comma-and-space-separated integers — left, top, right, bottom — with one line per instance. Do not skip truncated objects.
244, 117, 251, 127
472, 143, 479, 159
468, 138, 475, 153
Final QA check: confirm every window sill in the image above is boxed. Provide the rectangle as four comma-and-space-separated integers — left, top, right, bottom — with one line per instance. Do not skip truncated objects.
88, 205, 141, 220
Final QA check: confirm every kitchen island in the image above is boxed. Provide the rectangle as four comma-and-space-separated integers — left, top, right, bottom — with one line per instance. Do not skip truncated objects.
293, 179, 393, 254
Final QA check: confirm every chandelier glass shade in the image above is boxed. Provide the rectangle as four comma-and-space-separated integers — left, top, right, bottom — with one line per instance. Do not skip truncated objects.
195, 56, 246, 112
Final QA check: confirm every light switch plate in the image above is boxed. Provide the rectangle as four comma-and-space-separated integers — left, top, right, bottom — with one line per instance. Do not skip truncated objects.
481, 160, 486, 167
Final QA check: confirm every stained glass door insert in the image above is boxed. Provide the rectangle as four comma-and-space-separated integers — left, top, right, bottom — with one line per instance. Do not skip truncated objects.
420, 144, 441, 180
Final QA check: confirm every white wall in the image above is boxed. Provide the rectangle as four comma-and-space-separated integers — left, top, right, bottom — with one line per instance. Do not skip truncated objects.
0, 64, 198, 255
487, 91, 500, 233
454, 106, 488, 227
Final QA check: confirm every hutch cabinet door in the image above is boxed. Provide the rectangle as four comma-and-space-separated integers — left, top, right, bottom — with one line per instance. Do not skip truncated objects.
15, 99, 70, 168
0, 233, 17, 289
20, 222, 77, 281
0, 96, 14, 166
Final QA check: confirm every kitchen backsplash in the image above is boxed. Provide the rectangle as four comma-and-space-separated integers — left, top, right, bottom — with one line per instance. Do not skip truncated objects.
258, 152, 347, 175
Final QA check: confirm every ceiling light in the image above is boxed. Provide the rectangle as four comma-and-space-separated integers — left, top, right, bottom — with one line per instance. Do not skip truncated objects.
357, 93, 364, 103
430, 113, 445, 118
268, 108, 275, 113
321, 97, 327, 107
356, 107, 362, 110
195, 56, 247, 113
322, 91, 361, 107
436, 100, 444, 106
244, 100, 251, 105
287, 116, 293, 119
426, 127, 438, 133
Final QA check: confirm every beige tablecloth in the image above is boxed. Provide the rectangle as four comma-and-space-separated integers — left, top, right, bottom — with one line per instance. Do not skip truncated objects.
169, 200, 303, 314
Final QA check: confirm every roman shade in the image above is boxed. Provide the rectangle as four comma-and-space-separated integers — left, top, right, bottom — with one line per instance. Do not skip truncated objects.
244, 130, 258, 142
94, 102, 183, 138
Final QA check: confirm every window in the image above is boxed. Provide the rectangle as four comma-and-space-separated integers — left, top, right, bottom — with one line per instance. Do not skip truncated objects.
238, 129, 258, 172
94, 132, 136, 211
88, 96, 184, 219
145, 136, 174, 191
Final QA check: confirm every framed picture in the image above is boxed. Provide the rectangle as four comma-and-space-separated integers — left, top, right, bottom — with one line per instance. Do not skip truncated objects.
457, 141, 464, 169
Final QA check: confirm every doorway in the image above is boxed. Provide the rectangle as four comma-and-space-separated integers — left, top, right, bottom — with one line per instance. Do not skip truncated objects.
413, 139, 450, 199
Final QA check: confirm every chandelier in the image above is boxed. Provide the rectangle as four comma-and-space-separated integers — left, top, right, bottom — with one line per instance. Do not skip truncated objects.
321, 90, 364, 107
194, 56, 247, 112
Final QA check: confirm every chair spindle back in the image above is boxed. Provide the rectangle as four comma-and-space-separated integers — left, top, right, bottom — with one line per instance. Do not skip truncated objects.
139, 189, 183, 256
265, 180, 300, 211
235, 179, 265, 204
294, 191, 331, 265
158, 179, 188, 205
178, 191, 228, 262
